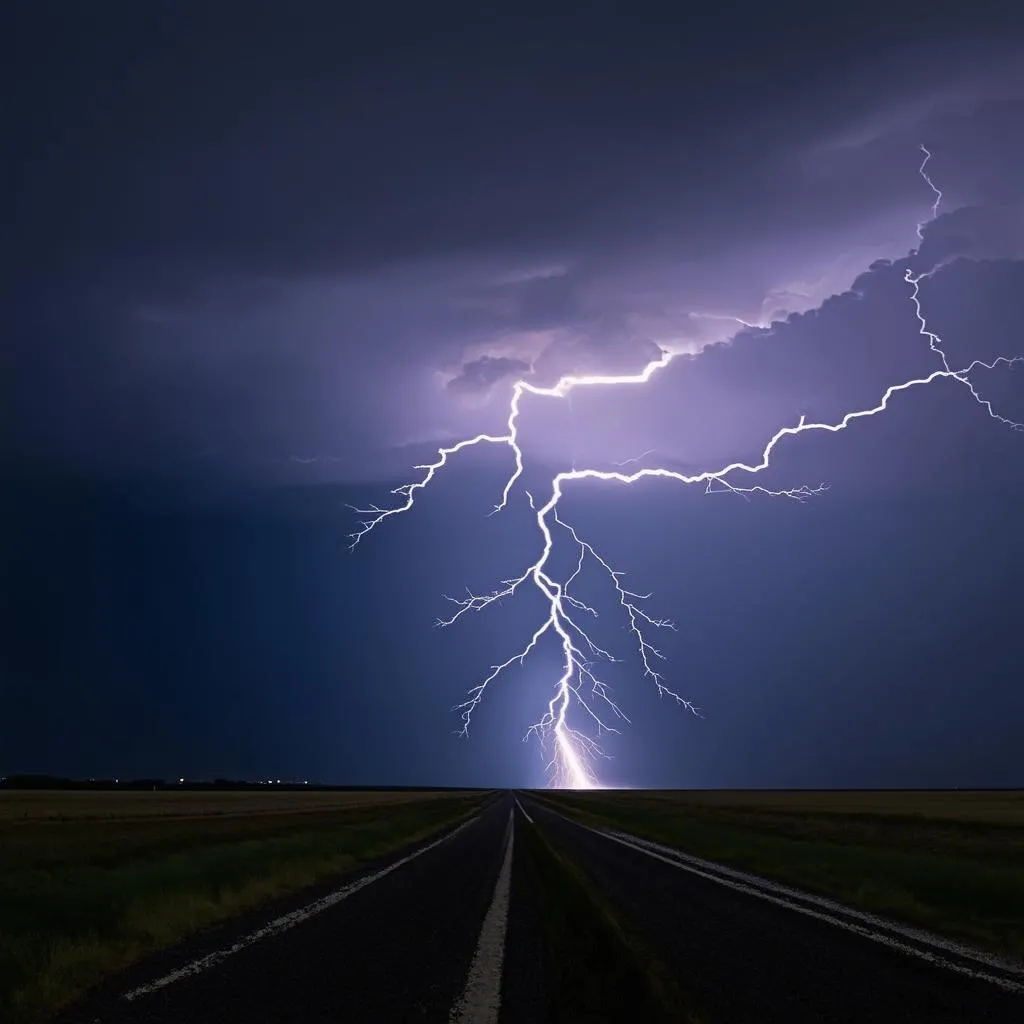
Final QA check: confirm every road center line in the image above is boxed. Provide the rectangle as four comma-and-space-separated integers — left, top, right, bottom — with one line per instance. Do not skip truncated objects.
122, 814, 479, 1001
513, 796, 534, 824
449, 810, 515, 1024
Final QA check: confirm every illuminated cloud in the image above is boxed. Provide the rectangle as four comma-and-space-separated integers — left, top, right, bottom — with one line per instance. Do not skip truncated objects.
5, 7, 1023, 487
447, 356, 532, 395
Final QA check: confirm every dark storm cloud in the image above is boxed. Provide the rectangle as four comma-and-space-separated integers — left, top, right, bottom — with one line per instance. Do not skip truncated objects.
4, 2, 1024, 480
446, 356, 532, 395
5, 1, 1024, 791
552, 244, 1024, 479
914, 205, 1024, 268
473, 267, 583, 333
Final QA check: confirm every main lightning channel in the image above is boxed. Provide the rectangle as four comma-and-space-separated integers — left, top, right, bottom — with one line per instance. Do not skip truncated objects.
351, 148, 1021, 789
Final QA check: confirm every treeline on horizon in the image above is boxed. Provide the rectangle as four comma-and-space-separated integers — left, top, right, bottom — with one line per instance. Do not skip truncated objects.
0, 774, 478, 792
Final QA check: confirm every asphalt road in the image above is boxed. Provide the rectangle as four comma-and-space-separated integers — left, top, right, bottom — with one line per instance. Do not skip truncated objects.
521, 795, 1024, 1023
60, 793, 542, 1024
57, 791, 1024, 1024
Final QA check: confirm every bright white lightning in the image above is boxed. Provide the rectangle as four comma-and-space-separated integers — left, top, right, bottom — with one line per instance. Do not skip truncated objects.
906, 145, 1023, 432
351, 149, 1022, 789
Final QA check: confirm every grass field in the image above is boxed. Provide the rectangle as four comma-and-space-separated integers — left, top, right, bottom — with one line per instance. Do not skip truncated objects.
538, 789, 1024, 961
0, 788, 490, 1024
0, 787, 476, 821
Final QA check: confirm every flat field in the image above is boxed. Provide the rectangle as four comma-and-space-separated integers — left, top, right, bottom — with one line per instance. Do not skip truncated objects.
0, 788, 490, 1023
0, 786, 475, 821
539, 789, 1024, 960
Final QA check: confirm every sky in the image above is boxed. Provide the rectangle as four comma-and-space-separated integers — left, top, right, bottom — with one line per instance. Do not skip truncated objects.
3, 2, 1023, 787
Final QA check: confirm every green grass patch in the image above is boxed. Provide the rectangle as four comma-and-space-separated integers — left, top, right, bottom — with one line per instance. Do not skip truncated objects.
520, 817, 706, 1023
536, 790, 1024, 961
0, 791, 489, 1023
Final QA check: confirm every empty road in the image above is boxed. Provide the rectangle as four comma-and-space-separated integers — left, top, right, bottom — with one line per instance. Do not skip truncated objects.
523, 796, 1024, 1023
58, 791, 1024, 1023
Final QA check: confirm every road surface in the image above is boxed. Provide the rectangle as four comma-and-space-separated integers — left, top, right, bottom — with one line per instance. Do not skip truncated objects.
58, 791, 1023, 1023
523, 795, 1024, 1023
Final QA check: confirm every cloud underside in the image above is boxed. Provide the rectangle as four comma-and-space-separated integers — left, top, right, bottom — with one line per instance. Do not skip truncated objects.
446, 356, 532, 394
5, 36, 1023, 480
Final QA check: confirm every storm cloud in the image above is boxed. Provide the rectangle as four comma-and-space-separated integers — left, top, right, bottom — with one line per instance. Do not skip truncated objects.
5, 1, 1024, 788
5, 4, 1023, 486
447, 356, 532, 395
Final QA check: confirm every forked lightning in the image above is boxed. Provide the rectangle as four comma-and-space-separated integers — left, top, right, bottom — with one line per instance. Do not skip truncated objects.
351, 148, 1021, 788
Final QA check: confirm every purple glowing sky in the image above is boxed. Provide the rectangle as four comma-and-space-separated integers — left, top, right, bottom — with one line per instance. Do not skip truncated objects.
4, 4, 1024, 786
7, 13, 1023, 488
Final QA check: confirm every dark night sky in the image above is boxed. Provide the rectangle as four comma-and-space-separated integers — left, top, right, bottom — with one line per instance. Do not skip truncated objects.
3, 2, 1023, 786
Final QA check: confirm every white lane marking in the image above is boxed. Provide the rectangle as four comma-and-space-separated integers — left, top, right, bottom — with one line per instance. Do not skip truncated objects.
123, 815, 479, 1001
602, 828, 1024, 984
449, 810, 515, 1024
535, 801, 1024, 996
514, 795, 534, 824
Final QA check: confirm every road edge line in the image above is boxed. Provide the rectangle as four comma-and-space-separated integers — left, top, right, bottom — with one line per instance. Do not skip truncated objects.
524, 798, 1024, 995
122, 813, 481, 1001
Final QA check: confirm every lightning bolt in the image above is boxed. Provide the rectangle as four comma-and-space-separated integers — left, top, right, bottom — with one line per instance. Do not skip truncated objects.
915, 144, 944, 240
351, 148, 1022, 789
691, 312, 767, 330
906, 145, 1023, 431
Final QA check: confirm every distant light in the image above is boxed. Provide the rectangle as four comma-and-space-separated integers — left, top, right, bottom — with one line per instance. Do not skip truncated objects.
179, 777, 184, 783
